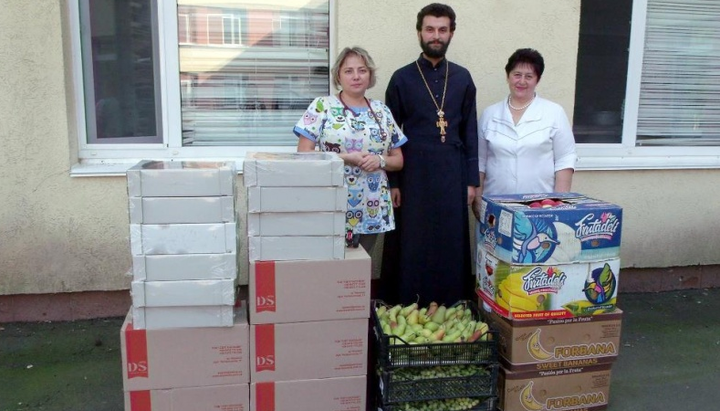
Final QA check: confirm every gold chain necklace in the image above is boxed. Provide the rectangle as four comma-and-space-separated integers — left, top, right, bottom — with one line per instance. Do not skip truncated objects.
415, 59, 449, 143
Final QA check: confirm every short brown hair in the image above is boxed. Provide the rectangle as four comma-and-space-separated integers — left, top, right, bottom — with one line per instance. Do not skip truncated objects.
331, 47, 377, 90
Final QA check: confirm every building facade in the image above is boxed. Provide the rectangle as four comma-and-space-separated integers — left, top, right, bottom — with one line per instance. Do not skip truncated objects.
1, 0, 719, 321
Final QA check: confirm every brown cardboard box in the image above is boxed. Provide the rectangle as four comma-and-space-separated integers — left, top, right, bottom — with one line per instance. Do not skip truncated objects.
248, 247, 371, 324
250, 375, 366, 411
124, 383, 249, 411
120, 304, 249, 391
249, 319, 368, 382
489, 309, 622, 372
498, 364, 612, 411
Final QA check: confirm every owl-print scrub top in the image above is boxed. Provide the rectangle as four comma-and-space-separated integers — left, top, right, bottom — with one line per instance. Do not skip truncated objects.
293, 95, 407, 236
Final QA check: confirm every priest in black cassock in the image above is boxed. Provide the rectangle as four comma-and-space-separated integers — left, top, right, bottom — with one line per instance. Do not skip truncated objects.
379, 3, 479, 307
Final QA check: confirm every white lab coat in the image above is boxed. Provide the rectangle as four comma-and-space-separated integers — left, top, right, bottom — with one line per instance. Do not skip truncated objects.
478, 95, 577, 195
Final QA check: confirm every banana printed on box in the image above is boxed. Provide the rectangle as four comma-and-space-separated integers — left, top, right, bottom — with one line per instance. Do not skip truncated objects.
476, 243, 620, 320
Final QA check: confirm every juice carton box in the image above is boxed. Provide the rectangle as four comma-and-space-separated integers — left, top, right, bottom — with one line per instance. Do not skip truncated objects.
477, 192, 622, 264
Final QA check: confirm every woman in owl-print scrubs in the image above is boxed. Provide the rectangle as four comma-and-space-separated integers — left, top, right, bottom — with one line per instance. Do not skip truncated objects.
294, 46, 406, 254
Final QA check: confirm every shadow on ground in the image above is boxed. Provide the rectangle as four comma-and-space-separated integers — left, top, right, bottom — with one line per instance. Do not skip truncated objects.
1, 288, 719, 411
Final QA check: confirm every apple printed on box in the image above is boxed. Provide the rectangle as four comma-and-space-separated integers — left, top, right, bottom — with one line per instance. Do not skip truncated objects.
477, 192, 622, 265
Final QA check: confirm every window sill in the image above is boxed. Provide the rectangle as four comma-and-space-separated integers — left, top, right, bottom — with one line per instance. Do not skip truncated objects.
69, 148, 720, 177
70, 159, 245, 177
576, 146, 720, 170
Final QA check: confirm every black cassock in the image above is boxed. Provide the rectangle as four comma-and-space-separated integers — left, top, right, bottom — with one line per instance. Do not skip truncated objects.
379, 56, 479, 307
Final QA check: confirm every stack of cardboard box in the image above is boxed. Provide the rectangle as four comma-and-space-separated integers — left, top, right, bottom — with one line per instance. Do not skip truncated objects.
244, 152, 346, 261
475, 192, 624, 411
120, 160, 250, 410
243, 152, 372, 410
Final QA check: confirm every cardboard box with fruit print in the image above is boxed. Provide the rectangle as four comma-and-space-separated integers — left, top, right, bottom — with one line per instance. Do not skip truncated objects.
488, 308, 623, 372
476, 246, 620, 320
497, 363, 613, 411
477, 192, 622, 265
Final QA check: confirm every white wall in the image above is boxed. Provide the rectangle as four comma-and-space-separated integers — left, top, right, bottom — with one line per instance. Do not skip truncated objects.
0, 2, 130, 294
338, 0, 580, 116
0, 1, 718, 296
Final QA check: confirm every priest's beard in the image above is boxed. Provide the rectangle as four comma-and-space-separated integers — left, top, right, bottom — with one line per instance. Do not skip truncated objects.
420, 38, 451, 59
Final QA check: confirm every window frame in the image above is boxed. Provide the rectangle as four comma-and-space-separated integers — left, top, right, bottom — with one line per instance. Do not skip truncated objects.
577, 0, 720, 170
69, 0, 336, 172
178, 12, 190, 44
68, 0, 720, 173
204, 13, 242, 46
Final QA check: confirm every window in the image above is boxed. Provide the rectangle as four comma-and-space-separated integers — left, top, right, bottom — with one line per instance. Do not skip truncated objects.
71, 0, 331, 164
178, 13, 190, 44
575, 0, 720, 169
572, 0, 632, 144
222, 14, 242, 45
79, 0, 162, 144
635, 0, 720, 146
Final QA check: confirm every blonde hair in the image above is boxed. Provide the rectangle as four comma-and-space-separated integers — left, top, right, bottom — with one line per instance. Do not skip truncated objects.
331, 46, 377, 90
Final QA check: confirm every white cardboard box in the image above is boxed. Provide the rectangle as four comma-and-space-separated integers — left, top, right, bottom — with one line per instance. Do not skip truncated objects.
124, 383, 249, 411
128, 196, 236, 224
249, 247, 371, 324
249, 319, 368, 382
243, 152, 344, 187
130, 222, 237, 255
248, 235, 345, 261
247, 211, 345, 236
246, 186, 347, 213
250, 376, 366, 411
127, 160, 236, 197
121, 303, 249, 390
131, 278, 237, 307
132, 253, 238, 281
132, 305, 236, 330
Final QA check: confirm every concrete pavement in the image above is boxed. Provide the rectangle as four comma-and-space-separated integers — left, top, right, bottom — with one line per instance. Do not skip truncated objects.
1, 288, 719, 410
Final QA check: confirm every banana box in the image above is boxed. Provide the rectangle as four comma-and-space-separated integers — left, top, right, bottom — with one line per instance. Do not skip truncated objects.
476, 246, 620, 320
477, 192, 622, 264
489, 309, 622, 372
498, 363, 612, 411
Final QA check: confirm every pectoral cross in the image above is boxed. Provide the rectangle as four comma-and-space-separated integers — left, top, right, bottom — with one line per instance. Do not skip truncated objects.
436, 110, 448, 143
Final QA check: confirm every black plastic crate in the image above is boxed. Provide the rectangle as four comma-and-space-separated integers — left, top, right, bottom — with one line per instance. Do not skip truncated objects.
372, 300, 499, 369
378, 363, 499, 404
378, 394, 497, 411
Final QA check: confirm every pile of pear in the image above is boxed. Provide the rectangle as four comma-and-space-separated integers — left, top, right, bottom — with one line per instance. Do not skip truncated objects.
376, 301, 491, 344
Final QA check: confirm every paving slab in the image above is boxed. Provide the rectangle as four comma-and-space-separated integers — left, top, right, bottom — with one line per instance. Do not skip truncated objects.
1, 288, 719, 411
608, 288, 720, 410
